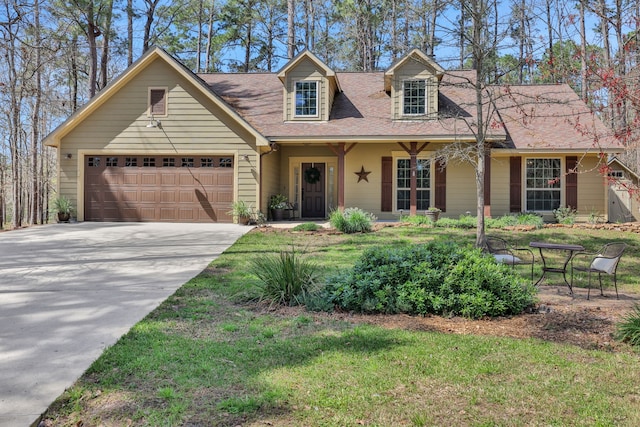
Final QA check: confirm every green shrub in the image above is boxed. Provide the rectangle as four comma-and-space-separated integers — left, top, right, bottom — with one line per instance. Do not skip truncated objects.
319, 241, 536, 319
250, 247, 319, 306
486, 212, 544, 229
292, 222, 320, 232
615, 305, 640, 348
553, 206, 577, 225
403, 214, 434, 226
329, 207, 377, 233
434, 215, 476, 229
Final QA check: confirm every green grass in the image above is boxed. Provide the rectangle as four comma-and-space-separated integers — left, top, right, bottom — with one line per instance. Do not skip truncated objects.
40, 225, 640, 426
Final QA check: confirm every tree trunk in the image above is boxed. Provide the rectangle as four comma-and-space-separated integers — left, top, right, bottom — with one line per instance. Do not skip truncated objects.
30, 0, 42, 225
287, 0, 295, 58
127, 0, 133, 65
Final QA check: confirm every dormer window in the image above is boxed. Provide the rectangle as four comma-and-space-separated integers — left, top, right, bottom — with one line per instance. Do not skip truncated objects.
403, 80, 426, 115
295, 81, 318, 117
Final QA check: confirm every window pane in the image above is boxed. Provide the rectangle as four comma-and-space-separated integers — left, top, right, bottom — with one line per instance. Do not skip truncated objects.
397, 190, 410, 210
295, 81, 318, 116
403, 80, 426, 115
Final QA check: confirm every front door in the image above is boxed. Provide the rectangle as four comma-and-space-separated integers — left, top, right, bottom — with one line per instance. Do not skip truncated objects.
301, 163, 325, 218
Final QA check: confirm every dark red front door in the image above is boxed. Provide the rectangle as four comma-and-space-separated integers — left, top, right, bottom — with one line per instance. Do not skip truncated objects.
301, 163, 325, 218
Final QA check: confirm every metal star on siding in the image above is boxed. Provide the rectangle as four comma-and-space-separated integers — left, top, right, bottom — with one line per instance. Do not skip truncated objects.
355, 166, 371, 183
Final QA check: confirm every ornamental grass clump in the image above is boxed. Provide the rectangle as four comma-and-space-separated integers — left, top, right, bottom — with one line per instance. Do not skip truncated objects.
250, 247, 319, 306
329, 207, 377, 233
615, 304, 640, 349
318, 240, 537, 319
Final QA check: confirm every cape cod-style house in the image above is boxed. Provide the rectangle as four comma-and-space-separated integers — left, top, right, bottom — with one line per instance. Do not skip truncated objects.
44, 47, 621, 223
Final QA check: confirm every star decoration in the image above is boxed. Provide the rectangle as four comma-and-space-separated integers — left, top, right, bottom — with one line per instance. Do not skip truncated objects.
355, 165, 371, 183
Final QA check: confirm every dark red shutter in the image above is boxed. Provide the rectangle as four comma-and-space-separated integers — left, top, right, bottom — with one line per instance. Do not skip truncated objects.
381, 156, 392, 212
510, 156, 522, 212
484, 153, 491, 207
434, 160, 446, 212
566, 156, 578, 210
150, 89, 166, 115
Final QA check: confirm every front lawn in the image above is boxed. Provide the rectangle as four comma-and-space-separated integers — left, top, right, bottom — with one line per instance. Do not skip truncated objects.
40, 225, 640, 426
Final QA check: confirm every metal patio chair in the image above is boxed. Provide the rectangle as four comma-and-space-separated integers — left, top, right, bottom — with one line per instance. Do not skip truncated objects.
486, 236, 535, 282
571, 242, 627, 300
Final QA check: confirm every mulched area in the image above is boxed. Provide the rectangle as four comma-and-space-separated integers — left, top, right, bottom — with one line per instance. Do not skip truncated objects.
269, 285, 639, 352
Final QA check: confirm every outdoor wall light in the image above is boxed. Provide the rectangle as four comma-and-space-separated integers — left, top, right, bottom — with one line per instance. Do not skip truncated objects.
146, 116, 162, 128
65, 153, 72, 159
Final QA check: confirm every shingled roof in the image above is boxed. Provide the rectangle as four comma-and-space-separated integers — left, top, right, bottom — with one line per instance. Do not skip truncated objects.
198, 70, 621, 152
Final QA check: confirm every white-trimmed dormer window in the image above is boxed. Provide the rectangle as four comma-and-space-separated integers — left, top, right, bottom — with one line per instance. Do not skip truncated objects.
148, 87, 168, 116
402, 80, 426, 116
295, 81, 318, 117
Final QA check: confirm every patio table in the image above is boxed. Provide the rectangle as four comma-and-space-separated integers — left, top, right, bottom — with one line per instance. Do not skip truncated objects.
529, 241, 585, 294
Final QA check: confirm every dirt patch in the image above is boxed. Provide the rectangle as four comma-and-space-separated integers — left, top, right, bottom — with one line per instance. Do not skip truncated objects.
269, 285, 639, 352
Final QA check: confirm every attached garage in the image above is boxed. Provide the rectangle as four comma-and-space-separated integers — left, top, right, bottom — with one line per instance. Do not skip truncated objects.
84, 154, 234, 222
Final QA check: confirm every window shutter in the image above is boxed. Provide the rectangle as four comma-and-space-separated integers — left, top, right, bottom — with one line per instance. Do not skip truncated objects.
566, 156, 578, 210
510, 156, 522, 212
150, 89, 166, 115
484, 153, 491, 207
434, 160, 446, 211
381, 156, 392, 212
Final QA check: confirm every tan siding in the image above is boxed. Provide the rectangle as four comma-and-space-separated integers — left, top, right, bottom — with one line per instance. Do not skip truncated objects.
577, 156, 607, 218
58, 57, 258, 220
489, 156, 511, 216
445, 160, 477, 216
344, 145, 387, 214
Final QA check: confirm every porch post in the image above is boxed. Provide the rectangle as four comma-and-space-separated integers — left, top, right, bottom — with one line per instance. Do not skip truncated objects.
337, 143, 345, 209
326, 143, 357, 211
410, 142, 418, 215
397, 141, 429, 216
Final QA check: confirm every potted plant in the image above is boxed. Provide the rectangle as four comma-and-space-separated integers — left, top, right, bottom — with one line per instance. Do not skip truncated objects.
269, 194, 288, 221
53, 196, 74, 223
227, 200, 253, 225
424, 207, 441, 222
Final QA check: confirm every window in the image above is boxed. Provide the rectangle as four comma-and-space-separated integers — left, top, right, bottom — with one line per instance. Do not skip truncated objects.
181, 157, 194, 167
219, 157, 232, 167
88, 157, 100, 167
396, 158, 430, 210
201, 158, 214, 167
125, 157, 138, 167
143, 157, 156, 167
149, 88, 167, 116
403, 80, 426, 115
163, 157, 175, 167
106, 157, 117, 167
295, 81, 318, 117
525, 158, 561, 211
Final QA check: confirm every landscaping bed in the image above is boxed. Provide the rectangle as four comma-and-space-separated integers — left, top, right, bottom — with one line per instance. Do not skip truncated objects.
266, 285, 637, 352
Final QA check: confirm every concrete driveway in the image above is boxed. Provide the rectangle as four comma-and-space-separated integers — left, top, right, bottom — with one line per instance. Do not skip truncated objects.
0, 222, 250, 426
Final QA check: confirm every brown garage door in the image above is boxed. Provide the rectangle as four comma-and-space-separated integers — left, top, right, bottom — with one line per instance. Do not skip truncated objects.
84, 155, 234, 222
